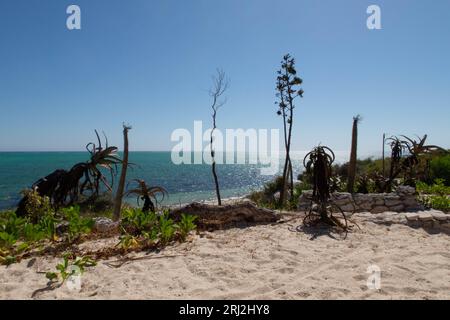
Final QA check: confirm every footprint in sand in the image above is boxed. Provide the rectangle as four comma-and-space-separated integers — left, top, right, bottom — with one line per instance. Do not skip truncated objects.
276, 267, 295, 274
353, 274, 367, 281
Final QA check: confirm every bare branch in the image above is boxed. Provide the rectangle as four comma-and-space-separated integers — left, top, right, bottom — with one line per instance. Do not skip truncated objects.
210, 69, 229, 112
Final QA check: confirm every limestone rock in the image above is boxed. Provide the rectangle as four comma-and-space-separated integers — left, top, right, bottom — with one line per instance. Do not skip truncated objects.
93, 217, 119, 233
371, 206, 389, 214
403, 197, 420, 207
405, 212, 419, 221
389, 204, 405, 212
431, 211, 448, 221
396, 185, 416, 196
358, 201, 373, 211
339, 204, 356, 212
353, 194, 373, 205
273, 191, 280, 201
418, 213, 433, 222
385, 195, 402, 207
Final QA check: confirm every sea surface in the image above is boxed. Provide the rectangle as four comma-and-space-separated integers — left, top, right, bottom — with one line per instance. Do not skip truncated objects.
0, 152, 301, 210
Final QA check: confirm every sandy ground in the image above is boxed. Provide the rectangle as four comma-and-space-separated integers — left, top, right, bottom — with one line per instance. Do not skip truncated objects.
1, 213, 450, 300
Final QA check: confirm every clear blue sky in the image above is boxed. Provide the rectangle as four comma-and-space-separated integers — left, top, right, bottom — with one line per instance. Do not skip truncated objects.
0, 0, 449, 157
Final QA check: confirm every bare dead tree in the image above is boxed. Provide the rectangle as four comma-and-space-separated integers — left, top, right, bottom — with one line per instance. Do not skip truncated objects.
209, 69, 229, 206
113, 124, 132, 221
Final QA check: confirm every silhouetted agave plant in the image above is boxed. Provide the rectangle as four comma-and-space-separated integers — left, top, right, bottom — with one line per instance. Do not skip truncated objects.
400, 135, 447, 185
303, 146, 351, 236
81, 130, 123, 195
383, 135, 447, 190
16, 130, 124, 216
125, 179, 168, 213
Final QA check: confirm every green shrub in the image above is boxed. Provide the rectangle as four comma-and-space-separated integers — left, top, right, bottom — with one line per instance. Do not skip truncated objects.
178, 214, 197, 240
0, 231, 17, 249
0, 211, 26, 240
121, 208, 158, 234
417, 179, 450, 212
60, 206, 94, 241
21, 222, 46, 243
0, 206, 94, 265
21, 189, 53, 223
416, 179, 450, 196
117, 233, 140, 249
38, 213, 58, 240
118, 209, 195, 248
158, 212, 176, 245
248, 176, 298, 209
430, 154, 450, 186
420, 195, 450, 212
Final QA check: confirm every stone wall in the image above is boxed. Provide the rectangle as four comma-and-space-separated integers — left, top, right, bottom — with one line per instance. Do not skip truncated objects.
298, 186, 423, 213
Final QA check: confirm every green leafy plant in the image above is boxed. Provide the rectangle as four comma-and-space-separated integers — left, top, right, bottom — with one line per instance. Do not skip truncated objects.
0, 253, 16, 265
177, 214, 197, 240
22, 222, 46, 243
0, 231, 17, 249
416, 179, 450, 196
0, 211, 26, 236
416, 179, 450, 212
423, 195, 450, 212
46, 254, 96, 283
38, 213, 58, 241
61, 206, 94, 241
117, 233, 141, 250
121, 208, 158, 234
19, 189, 53, 223
430, 154, 450, 185
159, 212, 176, 245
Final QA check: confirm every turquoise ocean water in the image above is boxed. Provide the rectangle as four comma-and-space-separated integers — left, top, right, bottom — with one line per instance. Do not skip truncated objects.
0, 152, 292, 210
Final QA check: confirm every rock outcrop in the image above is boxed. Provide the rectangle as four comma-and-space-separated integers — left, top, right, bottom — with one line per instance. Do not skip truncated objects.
169, 201, 279, 230
298, 186, 423, 214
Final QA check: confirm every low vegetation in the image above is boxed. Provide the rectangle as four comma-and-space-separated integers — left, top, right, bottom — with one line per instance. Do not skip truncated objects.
119, 208, 197, 249
1, 192, 197, 267
45, 254, 97, 284
0, 200, 95, 265
416, 179, 450, 212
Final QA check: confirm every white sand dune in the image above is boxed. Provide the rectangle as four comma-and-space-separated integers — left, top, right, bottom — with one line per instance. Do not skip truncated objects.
1, 213, 450, 300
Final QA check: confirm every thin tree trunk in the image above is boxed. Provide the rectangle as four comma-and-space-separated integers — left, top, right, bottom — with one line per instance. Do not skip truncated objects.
281, 82, 295, 205
212, 161, 221, 206
113, 125, 131, 221
382, 133, 386, 179
211, 108, 222, 206
286, 108, 294, 198
347, 116, 360, 193
279, 116, 289, 206
211, 131, 221, 206
279, 78, 293, 207
289, 158, 294, 196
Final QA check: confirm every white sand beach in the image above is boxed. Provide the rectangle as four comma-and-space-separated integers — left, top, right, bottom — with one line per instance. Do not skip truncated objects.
1, 212, 449, 300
